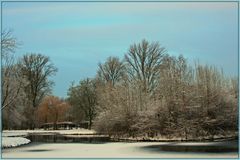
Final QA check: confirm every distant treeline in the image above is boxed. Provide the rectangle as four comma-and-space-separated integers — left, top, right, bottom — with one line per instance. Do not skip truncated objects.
68, 39, 238, 139
2, 29, 238, 140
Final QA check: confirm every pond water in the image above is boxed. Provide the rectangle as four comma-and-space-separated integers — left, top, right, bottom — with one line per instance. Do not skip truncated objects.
26, 133, 238, 153
26, 133, 113, 144
2, 133, 238, 158
140, 141, 238, 153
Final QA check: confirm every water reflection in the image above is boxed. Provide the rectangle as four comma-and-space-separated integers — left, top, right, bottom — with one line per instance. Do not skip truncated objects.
27, 134, 112, 144
140, 141, 238, 153
27, 149, 53, 152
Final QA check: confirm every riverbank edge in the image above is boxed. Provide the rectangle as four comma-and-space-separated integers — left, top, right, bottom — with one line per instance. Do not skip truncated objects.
110, 135, 238, 142
2, 137, 31, 149
2, 130, 238, 148
1, 129, 95, 148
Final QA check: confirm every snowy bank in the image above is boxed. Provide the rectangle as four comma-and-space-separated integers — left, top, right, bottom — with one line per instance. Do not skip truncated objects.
2, 132, 28, 137
2, 128, 95, 148
3, 128, 96, 136
2, 137, 30, 148
114, 135, 238, 142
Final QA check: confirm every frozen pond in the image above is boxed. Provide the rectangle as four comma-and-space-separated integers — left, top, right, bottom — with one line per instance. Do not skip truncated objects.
2, 134, 238, 158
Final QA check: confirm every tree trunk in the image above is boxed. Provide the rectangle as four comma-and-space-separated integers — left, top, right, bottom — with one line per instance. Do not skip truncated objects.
89, 116, 92, 130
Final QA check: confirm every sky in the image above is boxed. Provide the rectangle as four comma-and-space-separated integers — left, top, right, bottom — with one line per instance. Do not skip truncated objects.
2, 2, 238, 98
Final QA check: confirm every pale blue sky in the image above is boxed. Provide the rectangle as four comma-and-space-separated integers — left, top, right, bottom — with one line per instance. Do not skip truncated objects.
2, 2, 238, 98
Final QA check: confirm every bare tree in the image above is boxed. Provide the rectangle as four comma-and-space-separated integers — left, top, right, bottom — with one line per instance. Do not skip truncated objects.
194, 64, 224, 112
125, 39, 166, 92
68, 78, 97, 129
97, 56, 125, 86
230, 77, 238, 99
1, 29, 22, 110
1, 29, 19, 57
94, 42, 237, 139
19, 53, 57, 129
1, 63, 23, 110
19, 53, 58, 109
1, 29, 27, 129
94, 83, 138, 136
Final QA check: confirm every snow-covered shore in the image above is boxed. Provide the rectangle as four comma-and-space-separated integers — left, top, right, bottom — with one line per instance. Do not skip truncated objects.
111, 131, 238, 142
114, 135, 238, 142
2, 137, 31, 148
2, 132, 28, 137
2, 131, 31, 148
2, 128, 96, 148
3, 128, 96, 136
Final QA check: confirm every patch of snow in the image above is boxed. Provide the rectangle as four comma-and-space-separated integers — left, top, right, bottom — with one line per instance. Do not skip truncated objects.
58, 128, 96, 135
2, 132, 28, 137
2, 137, 30, 148
64, 134, 108, 138
2, 128, 96, 148
3, 128, 96, 136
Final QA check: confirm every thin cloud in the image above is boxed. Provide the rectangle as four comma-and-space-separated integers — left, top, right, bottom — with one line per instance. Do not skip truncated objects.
3, 2, 237, 16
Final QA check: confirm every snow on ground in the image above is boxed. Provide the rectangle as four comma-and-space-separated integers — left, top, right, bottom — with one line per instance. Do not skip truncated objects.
3, 128, 96, 136
64, 134, 108, 138
2, 132, 28, 137
2, 137, 30, 148
2, 142, 238, 158
2, 128, 95, 148
58, 128, 96, 135
2, 129, 238, 158
116, 133, 238, 142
